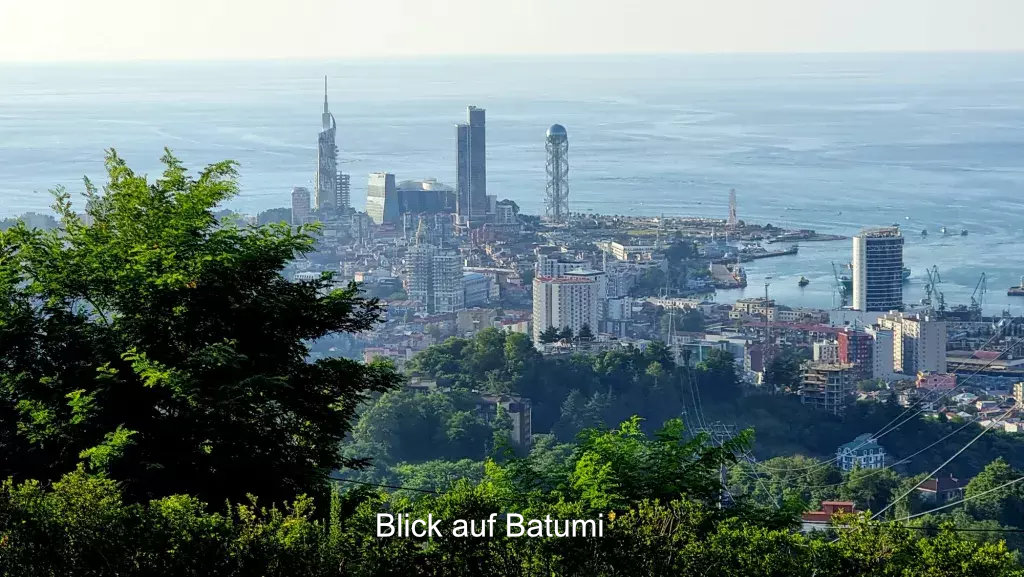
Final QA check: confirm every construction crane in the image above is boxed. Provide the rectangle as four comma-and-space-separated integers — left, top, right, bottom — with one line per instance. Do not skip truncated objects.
831, 261, 847, 308
970, 272, 987, 314
923, 265, 945, 312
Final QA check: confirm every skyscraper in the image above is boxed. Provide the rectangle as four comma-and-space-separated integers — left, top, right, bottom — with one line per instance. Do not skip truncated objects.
291, 187, 311, 225
456, 106, 487, 224
406, 218, 465, 314
365, 172, 398, 225
544, 124, 569, 222
852, 227, 904, 312
314, 77, 350, 215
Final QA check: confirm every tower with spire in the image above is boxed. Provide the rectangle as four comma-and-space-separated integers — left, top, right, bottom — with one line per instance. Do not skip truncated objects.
314, 76, 350, 215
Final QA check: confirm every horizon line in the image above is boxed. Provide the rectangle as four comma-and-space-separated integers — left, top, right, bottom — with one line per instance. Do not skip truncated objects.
4, 48, 1024, 66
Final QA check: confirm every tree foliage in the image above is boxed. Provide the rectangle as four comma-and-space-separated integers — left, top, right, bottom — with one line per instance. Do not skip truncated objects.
0, 150, 400, 504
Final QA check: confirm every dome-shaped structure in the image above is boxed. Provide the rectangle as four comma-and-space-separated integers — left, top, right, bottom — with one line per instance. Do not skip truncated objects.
546, 124, 567, 139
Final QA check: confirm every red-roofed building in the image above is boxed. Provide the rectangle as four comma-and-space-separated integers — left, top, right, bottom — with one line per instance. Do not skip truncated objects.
801, 501, 857, 532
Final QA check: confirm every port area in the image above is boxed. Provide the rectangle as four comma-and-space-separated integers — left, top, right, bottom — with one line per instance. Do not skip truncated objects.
765, 230, 847, 243
732, 244, 799, 262
711, 263, 747, 288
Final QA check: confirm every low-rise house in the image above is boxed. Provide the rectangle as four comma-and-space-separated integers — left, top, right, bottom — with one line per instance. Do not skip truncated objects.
837, 434, 887, 471
801, 501, 858, 532
916, 475, 965, 504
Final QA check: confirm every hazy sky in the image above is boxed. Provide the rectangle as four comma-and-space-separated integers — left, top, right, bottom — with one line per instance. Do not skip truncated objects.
2, 0, 1022, 62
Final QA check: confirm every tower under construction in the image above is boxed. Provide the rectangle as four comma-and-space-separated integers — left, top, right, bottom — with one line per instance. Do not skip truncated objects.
545, 124, 569, 222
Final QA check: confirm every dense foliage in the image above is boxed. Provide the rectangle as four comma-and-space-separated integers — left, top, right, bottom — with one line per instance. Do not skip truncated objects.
0, 150, 400, 505
1, 153, 1023, 575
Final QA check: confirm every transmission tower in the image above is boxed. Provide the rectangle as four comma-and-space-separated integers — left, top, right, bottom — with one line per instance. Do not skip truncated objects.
727, 189, 738, 228
545, 124, 569, 222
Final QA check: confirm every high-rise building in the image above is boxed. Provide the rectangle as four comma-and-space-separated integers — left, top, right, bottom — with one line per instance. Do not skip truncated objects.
456, 106, 487, 225
865, 326, 897, 381
314, 77, 350, 215
406, 219, 464, 314
565, 269, 608, 322
878, 312, 947, 375
396, 179, 455, 215
800, 362, 856, 415
532, 276, 600, 344
366, 172, 398, 225
838, 328, 874, 379
545, 124, 569, 222
291, 187, 311, 225
852, 227, 904, 312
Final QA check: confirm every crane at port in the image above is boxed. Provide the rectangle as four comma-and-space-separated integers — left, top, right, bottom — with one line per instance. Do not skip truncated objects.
970, 272, 987, 315
831, 261, 847, 308
923, 265, 946, 313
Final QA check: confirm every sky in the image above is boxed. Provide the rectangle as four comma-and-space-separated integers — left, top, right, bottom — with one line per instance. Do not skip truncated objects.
1, 0, 1022, 62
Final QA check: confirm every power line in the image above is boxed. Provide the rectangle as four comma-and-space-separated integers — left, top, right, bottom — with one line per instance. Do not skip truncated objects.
872, 404, 1017, 520
899, 474, 1024, 523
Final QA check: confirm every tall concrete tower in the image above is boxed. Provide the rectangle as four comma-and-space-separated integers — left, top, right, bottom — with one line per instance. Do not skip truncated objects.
544, 124, 569, 222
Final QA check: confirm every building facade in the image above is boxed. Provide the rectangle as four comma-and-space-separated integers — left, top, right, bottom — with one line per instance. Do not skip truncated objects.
365, 172, 398, 225
879, 312, 948, 374
532, 276, 600, 344
406, 237, 465, 315
800, 362, 856, 415
837, 433, 887, 471
852, 227, 904, 312
291, 187, 311, 225
838, 328, 874, 380
456, 106, 487, 225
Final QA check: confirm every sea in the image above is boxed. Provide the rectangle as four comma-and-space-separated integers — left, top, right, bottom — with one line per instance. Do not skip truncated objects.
2, 53, 1024, 314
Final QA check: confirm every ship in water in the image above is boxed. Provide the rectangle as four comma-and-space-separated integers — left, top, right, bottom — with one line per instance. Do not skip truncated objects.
1010, 277, 1024, 297
798, 276, 810, 287
921, 229, 928, 237
940, 226, 949, 236
961, 229, 968, 236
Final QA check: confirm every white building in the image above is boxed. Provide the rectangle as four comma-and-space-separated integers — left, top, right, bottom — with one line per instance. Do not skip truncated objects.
532, 276, 600, 344
879, 312, 947, 374
852, 227, 904, 312
536, 253, 588, 278
813, 340, 841, 364
565, 268, 608, 321
865, 326, 898, 381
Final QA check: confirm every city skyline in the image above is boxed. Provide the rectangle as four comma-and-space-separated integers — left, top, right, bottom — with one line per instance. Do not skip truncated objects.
4, 0, 1024, 62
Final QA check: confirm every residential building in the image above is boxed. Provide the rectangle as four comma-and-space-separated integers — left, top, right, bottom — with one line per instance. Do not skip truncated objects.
1015, 382, 1024, 408
837, 433, 887, 471
916, 475, 965, 504
879, 312, 947, 374
365, 172, 398, 224
494, 200, 517, 225
916, 372, 957, 392
291, 187, 311, 225
536, 252, 588, 277
477, 394, 532, 447
866, 325, 898, 381
608, 240, 657, 262
800, 363, 856, 415
532, 275, 600, 345
801, 501, 857, 533
456, 106, 487, 225
732, 298, 776, 321
406, 222, 464, 314
852, 227, 904, 312
838, 328, 874, 380
462, 272, 492, 308
813, 340, 841, 364
565, 269, 608, 321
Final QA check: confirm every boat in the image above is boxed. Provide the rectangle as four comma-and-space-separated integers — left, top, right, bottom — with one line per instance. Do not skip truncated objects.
903, 267, 911, 283
1010, 277, 1024, 297
961, 229, 968, 236
798, 276, 810, 287
921, 229, 928, 237
940, 226, 948, 236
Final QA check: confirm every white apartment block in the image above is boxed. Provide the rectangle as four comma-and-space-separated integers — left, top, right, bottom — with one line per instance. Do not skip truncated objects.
532, 276, 600, 344
879, 312, 947, 375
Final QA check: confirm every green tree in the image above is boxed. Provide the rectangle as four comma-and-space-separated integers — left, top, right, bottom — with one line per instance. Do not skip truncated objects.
559, 325, 575, 341
965, 458, 1024, 527
0, 150, 400, 504
578, 323, 594, 341
538, 326, 560, 344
